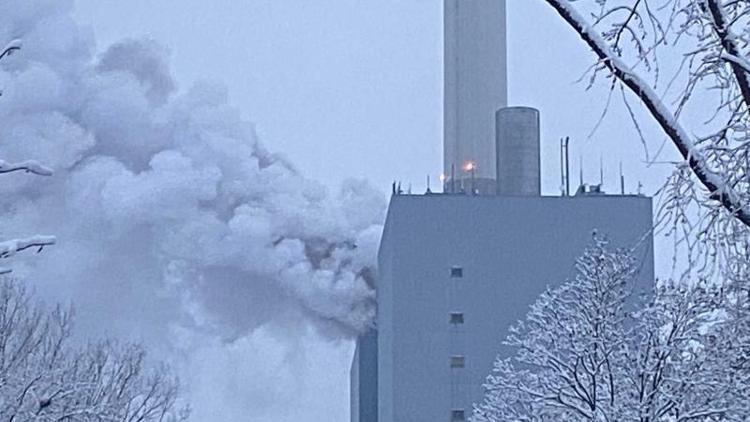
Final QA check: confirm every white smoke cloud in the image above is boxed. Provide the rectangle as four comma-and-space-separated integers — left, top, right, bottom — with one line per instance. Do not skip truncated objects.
0, 0, 385, 418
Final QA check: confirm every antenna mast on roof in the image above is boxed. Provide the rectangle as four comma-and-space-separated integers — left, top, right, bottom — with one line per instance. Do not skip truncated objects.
560, 137, 571, 196
565, 137, 570, 196
579, 155, 584, 187
451, 164, 456, 194
560, 138, 565, 196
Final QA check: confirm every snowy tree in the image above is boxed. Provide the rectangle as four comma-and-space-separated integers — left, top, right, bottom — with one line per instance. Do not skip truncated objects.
539, 5, 750, 402
472, 237, 749, 421
0, 38, 55, 274
625, 281, 746, 421
472, 237, 636, 421
540, 0, 750, 279
0, 279, 188, 421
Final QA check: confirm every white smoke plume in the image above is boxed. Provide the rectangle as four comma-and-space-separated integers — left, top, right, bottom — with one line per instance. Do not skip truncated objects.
0, 0, 385, 418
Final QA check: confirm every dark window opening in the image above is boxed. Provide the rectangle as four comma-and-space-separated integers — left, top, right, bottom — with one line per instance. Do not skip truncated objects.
450, 312, 464, 324
450, 266, 463, 278
450, 355, 465, 368
451, 409, 466, 421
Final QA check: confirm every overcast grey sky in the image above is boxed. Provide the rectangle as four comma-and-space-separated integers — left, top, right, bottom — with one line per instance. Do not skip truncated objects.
68, 2, 677, 420
72, 0, 676, 196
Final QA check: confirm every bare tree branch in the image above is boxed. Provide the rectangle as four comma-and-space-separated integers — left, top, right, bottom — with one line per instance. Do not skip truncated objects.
0, 281, 189, 421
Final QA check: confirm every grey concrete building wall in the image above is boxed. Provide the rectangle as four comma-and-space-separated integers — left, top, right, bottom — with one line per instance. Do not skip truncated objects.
375, 215, 396, 422
351, 329, 378, 422
443, 0, 507, 195
351, 342, 360, 422
376, 194, 653, 422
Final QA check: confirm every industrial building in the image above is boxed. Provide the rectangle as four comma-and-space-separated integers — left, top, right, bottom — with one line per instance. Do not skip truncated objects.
352, 195, 654, 422
351, 1, 655, 421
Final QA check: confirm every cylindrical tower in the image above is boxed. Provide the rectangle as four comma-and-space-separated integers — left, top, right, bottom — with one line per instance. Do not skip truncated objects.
443, 0, 508, 195
495, 107, 541, 196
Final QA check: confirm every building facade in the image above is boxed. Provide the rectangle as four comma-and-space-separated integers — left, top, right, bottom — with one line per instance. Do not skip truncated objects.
352, 194, 654, 422
351, 328, 378, 422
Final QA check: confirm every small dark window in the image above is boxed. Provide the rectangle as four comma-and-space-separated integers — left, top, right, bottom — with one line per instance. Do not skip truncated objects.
450, 266, 463, 278
450, 355, 465, 368
450, 312, 464, 324
451, 409, 466, 421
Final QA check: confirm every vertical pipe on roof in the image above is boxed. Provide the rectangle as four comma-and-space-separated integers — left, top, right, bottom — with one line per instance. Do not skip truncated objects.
495, 107, 541, 196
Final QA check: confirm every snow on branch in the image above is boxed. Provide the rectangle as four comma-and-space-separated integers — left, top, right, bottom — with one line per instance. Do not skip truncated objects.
706, 0, 750, 110
0, 235, 56, 260
0, 37, 55, 276
0, 159, 54, 176
543, 0, 750, 228
0, 38, 21, 60
721, 51, 750, 75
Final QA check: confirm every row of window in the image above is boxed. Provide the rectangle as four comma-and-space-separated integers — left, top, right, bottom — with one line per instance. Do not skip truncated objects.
449, 266, 465, 325
450, 266, 465, 420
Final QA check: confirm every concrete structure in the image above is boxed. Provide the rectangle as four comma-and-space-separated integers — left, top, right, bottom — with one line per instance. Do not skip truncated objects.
443, 0, 507, 195
351, 194, 654, 422
496, 107, 541, 196
351, 329, 378, 422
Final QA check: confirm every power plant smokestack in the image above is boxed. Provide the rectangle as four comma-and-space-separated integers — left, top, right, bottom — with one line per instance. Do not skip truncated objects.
495, 107, 541, 196
443, 0, 507, 195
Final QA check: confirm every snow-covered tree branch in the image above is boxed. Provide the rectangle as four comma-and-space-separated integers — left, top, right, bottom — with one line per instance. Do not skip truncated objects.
0, 236, 57, 260
543, 0, 750, 228
705, 0, 750, 109
0, 38, 55, 273
0, 35, 183, 412
540, 0, 750, 284
0, 39, 20, 62
0, 159, 54, 176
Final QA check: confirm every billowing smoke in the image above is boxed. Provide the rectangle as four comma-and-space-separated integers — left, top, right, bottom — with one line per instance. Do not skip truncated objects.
0, 1, 385, 418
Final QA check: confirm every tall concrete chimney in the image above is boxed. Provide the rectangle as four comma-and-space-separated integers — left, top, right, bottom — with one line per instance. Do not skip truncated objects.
443, 0, 508, 195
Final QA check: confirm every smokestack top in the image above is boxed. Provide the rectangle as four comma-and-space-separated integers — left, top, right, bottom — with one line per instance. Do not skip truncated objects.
443, 0, 508, 195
